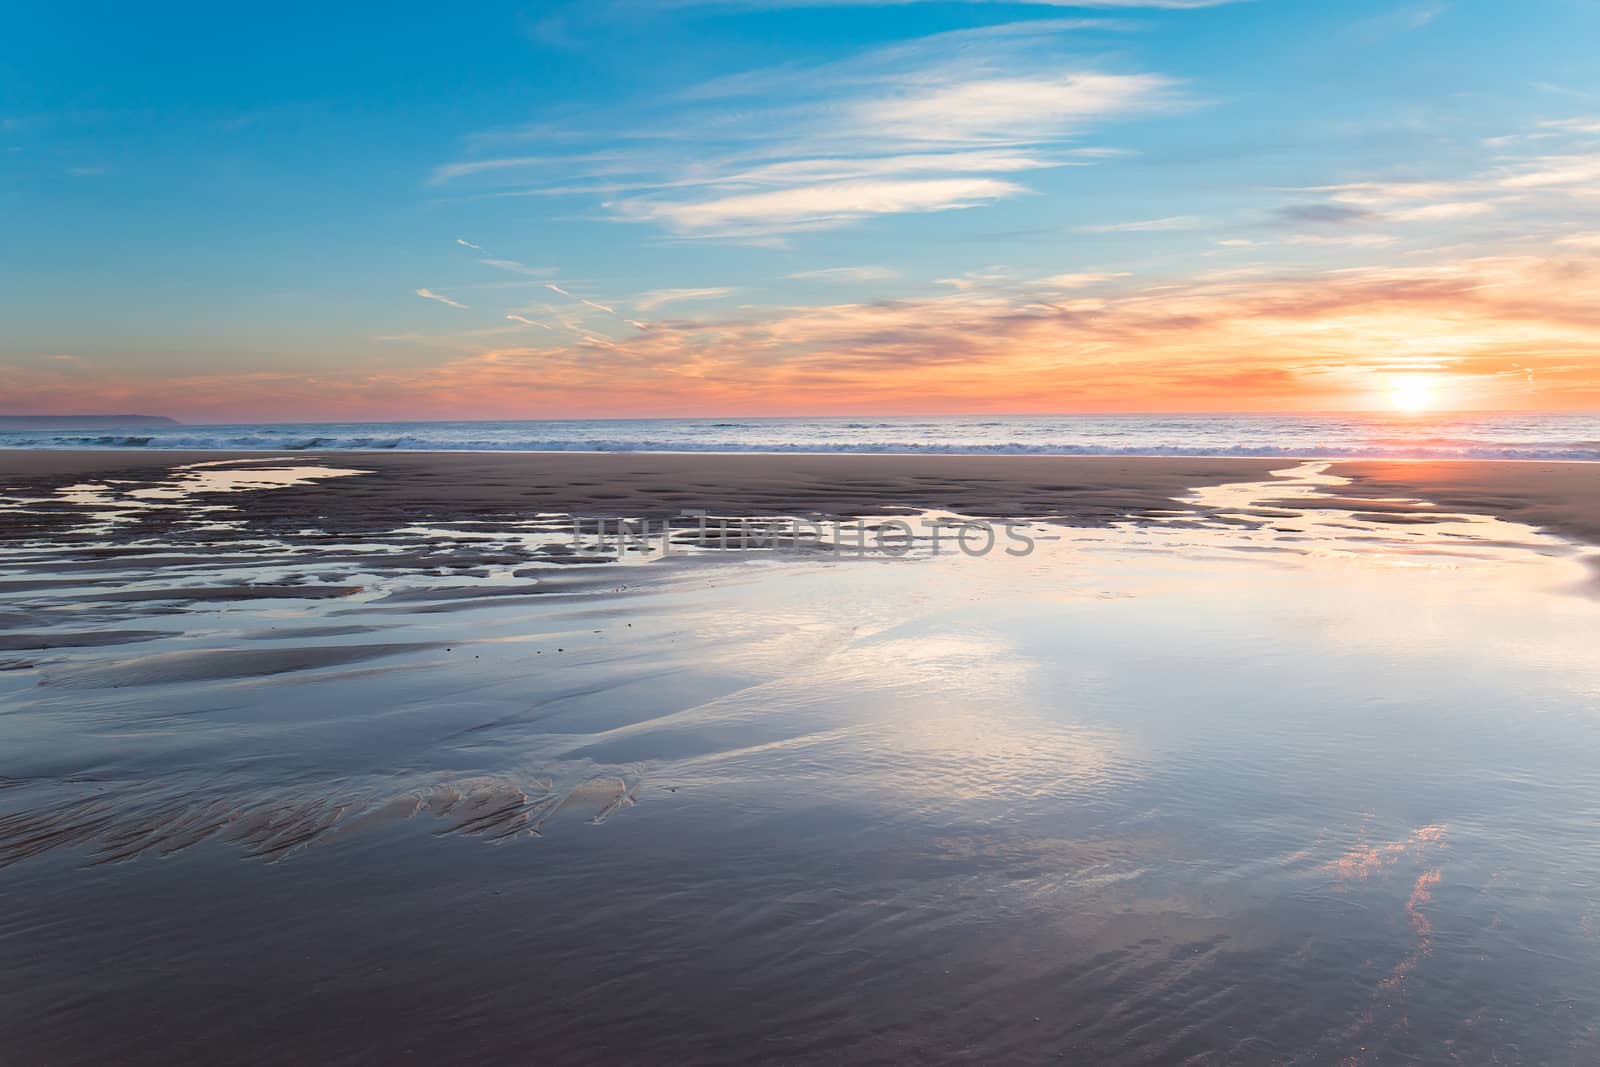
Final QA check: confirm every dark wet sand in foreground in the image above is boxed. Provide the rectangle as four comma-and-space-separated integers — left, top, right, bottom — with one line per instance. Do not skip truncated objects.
7, 449, 1600, 548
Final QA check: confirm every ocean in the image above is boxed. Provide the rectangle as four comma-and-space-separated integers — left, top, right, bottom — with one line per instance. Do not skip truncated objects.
6, 412, 1600, 460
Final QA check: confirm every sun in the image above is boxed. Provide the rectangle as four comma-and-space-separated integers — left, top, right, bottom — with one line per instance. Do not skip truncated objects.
1388, 376, 1436, 414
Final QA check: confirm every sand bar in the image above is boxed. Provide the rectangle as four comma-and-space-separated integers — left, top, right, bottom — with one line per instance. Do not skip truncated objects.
4, 449, 1600, 547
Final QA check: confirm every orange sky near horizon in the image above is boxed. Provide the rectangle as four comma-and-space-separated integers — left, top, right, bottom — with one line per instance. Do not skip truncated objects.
6, 251, 1597, 422
9, 5, 1600, 423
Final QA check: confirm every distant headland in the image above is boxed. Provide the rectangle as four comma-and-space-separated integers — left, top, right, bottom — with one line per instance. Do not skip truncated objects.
0, 415, 180, 428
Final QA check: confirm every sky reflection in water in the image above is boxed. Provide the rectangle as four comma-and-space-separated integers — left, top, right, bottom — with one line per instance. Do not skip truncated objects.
2, 462, 1599, 1063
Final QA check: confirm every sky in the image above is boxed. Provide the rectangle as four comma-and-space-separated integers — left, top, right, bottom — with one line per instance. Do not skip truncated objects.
4, 0, 1600, 421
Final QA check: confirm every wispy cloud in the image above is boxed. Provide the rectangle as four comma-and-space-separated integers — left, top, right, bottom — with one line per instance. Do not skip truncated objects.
690, 150, 1063, 186
1497, 153, 1600, 189
1310, 180, 1478, 207
434, 22, 1188, 238
1272, 203, 1376, 226
506, 314, 553, 328
1533, 82, 1600, 103
1037, 271, 1131, 288
431, 156, 556, 185
1286, 233, 1396, 247
937, 268, 1015, 290
853, 72, 1178, 145
456, 238, 485, 251
1284, 126, 1600, 236
542, 281, 622, 317
612, 177, 1026, 236
1080, 215, 1203, 233
1389, 201, 1494, 222
787, 265, 900, 282
1354, 2, 1446, 42
634, 287, 735, 311
480, 257, 551, 276
416, 288, 468, 309
1539, 117, 1600, 135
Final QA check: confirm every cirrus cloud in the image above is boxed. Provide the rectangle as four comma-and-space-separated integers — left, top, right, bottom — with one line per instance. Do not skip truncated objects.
610, 178, 1027, 236
436, 20, 1188, 239
787, 265, 901, 282
416, 288, 467, 309
634, 287, 735, 311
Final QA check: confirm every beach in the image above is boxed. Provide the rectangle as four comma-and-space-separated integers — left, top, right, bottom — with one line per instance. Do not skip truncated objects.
9, 447, 1600, 540
17, 0, 1600, 1058
5, 448, 1600, 1062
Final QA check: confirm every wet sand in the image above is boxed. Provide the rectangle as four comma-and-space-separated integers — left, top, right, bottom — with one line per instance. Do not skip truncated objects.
7, 449, 1600, 549
1333, 459, 1600, 548
2, 449, 1282, 534
7, 450, 1600, 1063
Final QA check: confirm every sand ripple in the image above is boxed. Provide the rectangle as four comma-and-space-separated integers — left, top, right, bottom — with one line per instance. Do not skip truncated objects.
0, 772, 647, 868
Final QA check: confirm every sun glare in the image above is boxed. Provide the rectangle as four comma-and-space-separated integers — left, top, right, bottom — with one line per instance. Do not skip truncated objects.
1388, 377, 1435, 414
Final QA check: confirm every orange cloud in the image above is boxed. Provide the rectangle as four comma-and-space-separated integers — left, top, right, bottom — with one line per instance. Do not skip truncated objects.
7, 252, 1600, 420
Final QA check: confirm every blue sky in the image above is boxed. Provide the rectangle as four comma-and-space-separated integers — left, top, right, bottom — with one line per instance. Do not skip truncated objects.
5, 0, 1600, 418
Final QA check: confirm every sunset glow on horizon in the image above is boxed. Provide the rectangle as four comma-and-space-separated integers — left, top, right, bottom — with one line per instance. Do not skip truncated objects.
1388, 376, 1439, 415
5, 2, 1600, 422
